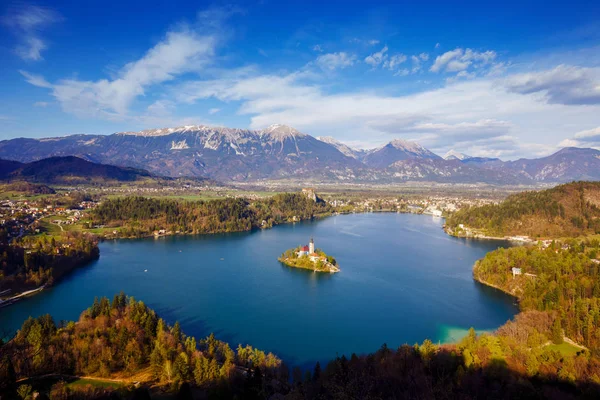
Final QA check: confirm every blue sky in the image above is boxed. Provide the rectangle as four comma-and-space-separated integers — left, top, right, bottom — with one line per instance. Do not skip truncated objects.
1, 0, 599, 159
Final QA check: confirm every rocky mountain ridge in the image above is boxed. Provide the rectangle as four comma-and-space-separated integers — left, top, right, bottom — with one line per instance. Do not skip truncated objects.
1, 124, 599, 184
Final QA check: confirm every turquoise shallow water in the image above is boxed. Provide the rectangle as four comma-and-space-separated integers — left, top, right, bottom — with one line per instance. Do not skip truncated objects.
0, 213, 517, 368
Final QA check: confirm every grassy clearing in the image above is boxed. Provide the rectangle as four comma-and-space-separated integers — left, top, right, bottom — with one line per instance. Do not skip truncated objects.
547, 342, 582, 356
66, 378, 124, 389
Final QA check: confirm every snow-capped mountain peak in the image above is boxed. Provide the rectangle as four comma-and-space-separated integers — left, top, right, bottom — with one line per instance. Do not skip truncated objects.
259, 124, 305, 141
388, 139, 429, 154
444, 149, 471, 160
316, 136, 362, 159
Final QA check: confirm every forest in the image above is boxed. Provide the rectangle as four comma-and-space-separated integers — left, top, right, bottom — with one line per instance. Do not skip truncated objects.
91, 193, 332, 238
446, 181, 600, 238
0, 232, 99, 295
3, 294, 600, 399
474, 238, 600, 351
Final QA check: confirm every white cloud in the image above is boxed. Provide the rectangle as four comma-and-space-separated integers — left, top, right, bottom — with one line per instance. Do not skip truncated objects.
430, 49, 464, 72
435, 43, 441, 49
174, 64, 600, 158
364, 46, 388, 67
383, 54, 407, 71
315, 52, 356, 71
394, 69, 410, 77
312, 44, 323, 52
430, 48, 496, 74
350, 38, 380, 46
33, 101, 49, 107
419, 53, 429, 61
2, 5, 62, 61
21, 29, 216, 117
559, 126, 600, 149
504, 64, 600, 105
208, 108, 221, 114
19, 70, 52, 88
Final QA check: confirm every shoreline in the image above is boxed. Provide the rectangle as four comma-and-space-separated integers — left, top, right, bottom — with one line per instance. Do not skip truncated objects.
444, 226, 533, 244
0, 213, 334, 307
0, 285, 46, 308
472, 265, 522, 302
278, 257, 340, 273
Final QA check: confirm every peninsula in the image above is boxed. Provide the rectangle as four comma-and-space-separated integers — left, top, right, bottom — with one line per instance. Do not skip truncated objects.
279, 237, 340, 273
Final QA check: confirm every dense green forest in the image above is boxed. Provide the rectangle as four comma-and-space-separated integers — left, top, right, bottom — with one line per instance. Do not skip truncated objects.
91, 193, 331, 238
446, 181, 600, 238
0, 294, 282, 399
0, 232, 99, 295
3, 295, 600, 399
474, 238, 600, 351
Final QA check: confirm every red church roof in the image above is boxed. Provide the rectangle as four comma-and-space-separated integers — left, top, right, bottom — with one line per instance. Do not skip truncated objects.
301, 245, 309, 251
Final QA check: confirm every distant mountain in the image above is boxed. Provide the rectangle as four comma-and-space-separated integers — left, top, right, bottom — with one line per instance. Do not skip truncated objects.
363, 139, 441, 169
0, 159, 24, 177
502, 147, 600, 183
0, 156, 154, 184
0, 125, 365, 182
1, 125, 600, 185
444, 150, 501, 166
444, 150, 471, 161
316, 136, 366, 160
385, 158, 528, 184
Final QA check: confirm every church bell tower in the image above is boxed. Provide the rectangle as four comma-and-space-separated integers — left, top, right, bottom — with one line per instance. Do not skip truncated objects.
309, 237, 315, 254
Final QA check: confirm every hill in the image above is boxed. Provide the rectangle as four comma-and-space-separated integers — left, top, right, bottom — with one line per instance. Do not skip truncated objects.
0, 156, 155, 184
446, 181, 600, 238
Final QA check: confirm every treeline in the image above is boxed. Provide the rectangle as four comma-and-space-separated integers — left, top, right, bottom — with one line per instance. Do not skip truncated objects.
3, 295, 600, 399
0, 293, 283, 399
446, 181, 600, 237
475, 238, 600, 351
91, 193, 332, 237
0, 232, 99, 294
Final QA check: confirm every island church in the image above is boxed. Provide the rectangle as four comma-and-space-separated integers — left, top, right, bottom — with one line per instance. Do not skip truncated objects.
297, 237, 315, 257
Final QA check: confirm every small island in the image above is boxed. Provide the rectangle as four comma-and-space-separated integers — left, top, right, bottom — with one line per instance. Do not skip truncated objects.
279, 237, 340, 273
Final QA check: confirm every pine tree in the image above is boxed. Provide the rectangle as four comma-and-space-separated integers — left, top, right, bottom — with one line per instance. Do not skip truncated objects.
551, 317, 564, 344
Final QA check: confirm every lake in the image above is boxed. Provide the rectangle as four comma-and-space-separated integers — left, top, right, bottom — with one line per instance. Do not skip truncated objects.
0, 213, 517, 368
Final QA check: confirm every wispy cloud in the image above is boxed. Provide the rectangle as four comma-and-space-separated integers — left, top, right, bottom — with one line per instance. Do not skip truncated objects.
21, 28, 217, 118
430, 48, 497, 75
174, 57, 600, 158
2, 4, 62, 61
315, 52, 356, 71
560, 126, 600, 149
504, 64, 600, 105
364, 45, 388, 67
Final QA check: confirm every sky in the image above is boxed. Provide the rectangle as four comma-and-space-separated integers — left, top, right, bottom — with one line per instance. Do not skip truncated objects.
1, 0, 599, 159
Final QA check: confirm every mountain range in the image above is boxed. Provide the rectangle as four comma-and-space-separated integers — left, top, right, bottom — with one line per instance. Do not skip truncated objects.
1, 124, 600, 185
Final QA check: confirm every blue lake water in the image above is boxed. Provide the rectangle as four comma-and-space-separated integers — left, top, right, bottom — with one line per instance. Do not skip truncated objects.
0, 213, 517, 368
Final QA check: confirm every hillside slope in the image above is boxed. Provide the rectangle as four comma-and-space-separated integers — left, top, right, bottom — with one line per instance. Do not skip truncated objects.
0, 156, 154, 184
446, 181, 600, 238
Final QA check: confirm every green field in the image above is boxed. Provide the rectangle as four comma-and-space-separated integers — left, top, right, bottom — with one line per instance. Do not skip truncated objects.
66, 378, 124, 389
547, 341, 582, 356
